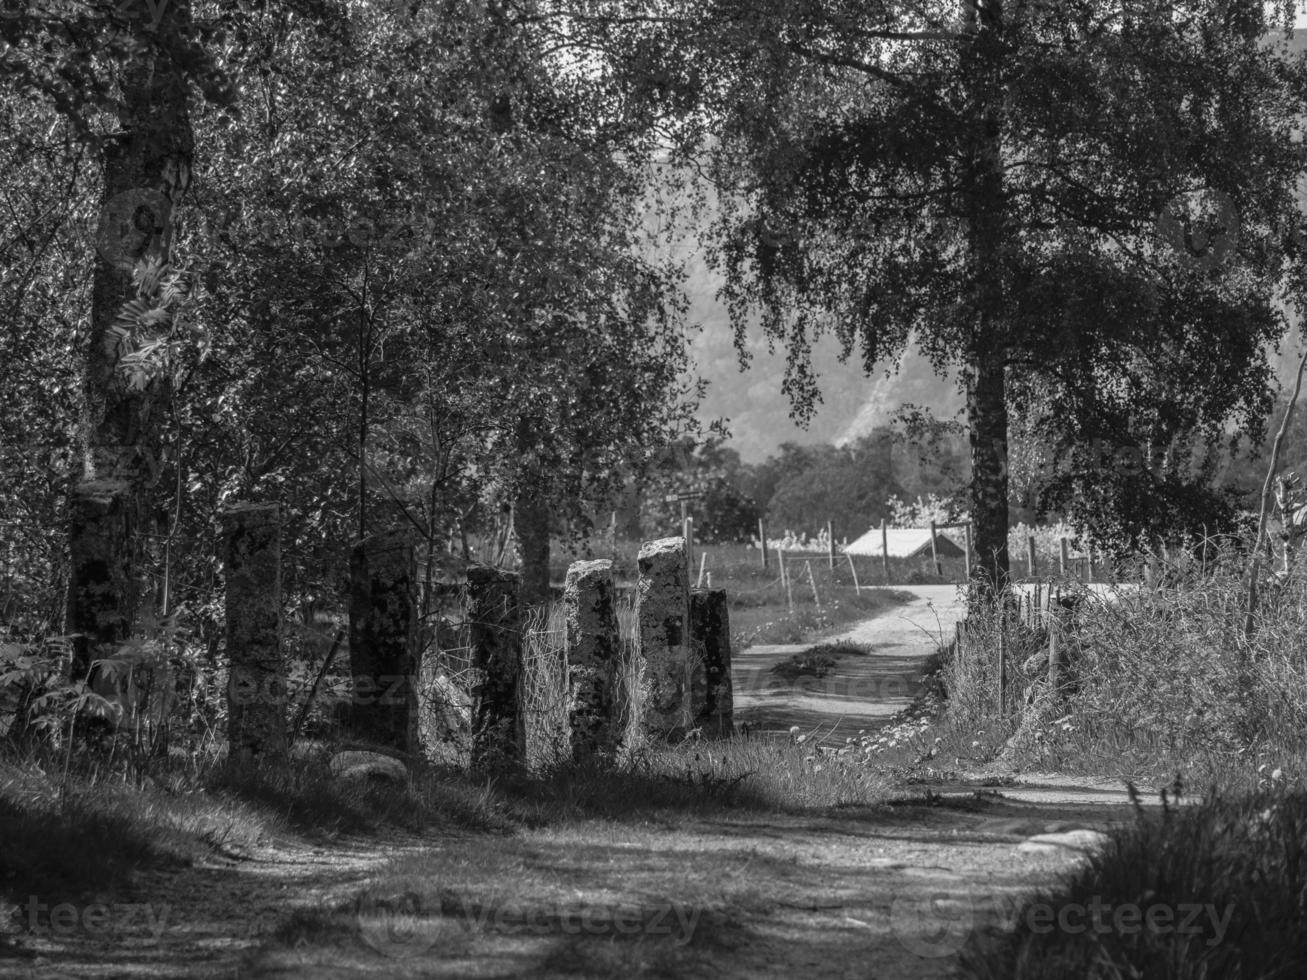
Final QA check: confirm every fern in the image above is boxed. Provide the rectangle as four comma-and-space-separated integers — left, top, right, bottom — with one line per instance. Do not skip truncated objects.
108, 256, 196, 389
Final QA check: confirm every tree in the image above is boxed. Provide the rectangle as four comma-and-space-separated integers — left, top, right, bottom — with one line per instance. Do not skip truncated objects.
173, 0, 697, 613
579, 0, 1307, 593
639, 439, 760, 543
762, 437, 903, 538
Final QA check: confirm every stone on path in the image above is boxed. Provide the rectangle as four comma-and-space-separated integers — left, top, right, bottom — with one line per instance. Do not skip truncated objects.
328, 750, 408, 784
1017, 829, 1111, 857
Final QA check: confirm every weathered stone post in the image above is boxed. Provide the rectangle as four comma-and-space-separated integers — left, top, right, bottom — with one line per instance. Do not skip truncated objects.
467, 565, 524, 767
690, 589, 734, 738
66, 480, 135, 681
635, 536, 690, 741
222, 503, 287, 763
348, 530, 419, 755
564, 559, 620, 760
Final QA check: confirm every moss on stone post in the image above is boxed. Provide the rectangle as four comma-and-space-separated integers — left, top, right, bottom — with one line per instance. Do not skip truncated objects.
348, 530, 420, 755
635, 536, 690, 741
690, 588, 734, 738
467, 565, 524, 767
564, 559, 619, 760
222, 503, 286, 763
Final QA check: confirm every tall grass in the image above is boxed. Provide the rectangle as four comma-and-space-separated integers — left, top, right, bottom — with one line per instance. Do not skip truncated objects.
940, 545, 1307, 787
962, 781, 1307, 979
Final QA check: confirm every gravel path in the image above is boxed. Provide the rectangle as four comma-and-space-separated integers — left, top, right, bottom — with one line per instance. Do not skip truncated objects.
732, 585, 967, 743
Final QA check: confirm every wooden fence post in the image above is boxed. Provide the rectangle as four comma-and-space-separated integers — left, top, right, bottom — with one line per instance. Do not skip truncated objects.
1059, 537, 1069, 577
846, 552, 861, 595
929, 520, 942, 577
881, 518, 890, 583
964, 521, 973, 580
683, 515, 695, 587
1027, 535, 1037, 578
997, 625, 1007, 717
827, 520, 836, 570
758, 518, 769, 570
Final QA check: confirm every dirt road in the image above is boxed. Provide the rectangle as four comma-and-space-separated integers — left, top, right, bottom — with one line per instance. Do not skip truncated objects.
4, 587, 1164, 979
733, 585, 967, 743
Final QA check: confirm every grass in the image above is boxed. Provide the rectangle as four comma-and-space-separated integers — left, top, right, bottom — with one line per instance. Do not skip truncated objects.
0, 752, 270, 913
0, 727, 896, 922
960, 779, 1307, 979
768, 640, 870, 682
922, 546, 1307, 787
548, 539, 920, 649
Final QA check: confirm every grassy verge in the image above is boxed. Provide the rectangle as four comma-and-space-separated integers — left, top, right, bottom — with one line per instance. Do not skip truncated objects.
728, 586, 913, 648
1, 731, 894, 922
960, 780, 1307, 979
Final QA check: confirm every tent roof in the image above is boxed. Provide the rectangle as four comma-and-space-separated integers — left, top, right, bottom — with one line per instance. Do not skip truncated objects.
844, 527, 966, 559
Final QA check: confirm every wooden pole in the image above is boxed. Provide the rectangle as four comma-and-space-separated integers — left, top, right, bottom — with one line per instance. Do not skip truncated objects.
997, 625, 1006, 717
289, 626, 346, 749
1027, 535, 1037, 578
806, 560, 820, 607
781, 550, 794, 611
759, 518, 769, 569
881, 518, 890, 583
696, 550, 707, 588
846, 552, 861, 595
964, 521, 973, 581
683, 513, 694, 584
929, 520, 942, 577
827, 520, 836, 570
1059, 536, 1069, 577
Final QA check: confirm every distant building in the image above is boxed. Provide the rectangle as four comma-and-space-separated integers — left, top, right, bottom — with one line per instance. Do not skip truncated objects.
844, 527, 966, 559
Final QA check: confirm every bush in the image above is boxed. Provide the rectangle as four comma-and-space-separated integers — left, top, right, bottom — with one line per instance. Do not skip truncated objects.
961, 779, 1307, 980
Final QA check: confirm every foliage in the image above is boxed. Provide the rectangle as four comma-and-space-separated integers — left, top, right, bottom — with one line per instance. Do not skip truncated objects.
638, 439, 760, 543
961, 782, 1307, 980
577, 0, 1307, 583
886, 493, 965, 529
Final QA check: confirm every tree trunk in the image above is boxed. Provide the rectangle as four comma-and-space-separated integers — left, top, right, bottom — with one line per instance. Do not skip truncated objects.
967, 349, 1010, 595
514, 489, 551, 607
70, 2, 193, 677
961, 0, 1010, 599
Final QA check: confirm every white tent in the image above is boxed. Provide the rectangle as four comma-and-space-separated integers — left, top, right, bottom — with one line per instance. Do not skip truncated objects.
844, 527, 966, 559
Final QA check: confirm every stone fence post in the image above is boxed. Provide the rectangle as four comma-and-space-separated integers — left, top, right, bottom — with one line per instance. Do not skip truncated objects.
222, 503, 287, 763
348, 530, 419, 755
66, 479, 135, 681
467, 565, 524, 767
564, 559, 619, 760
690, 589, 734, 738
635, 536, 690, 741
